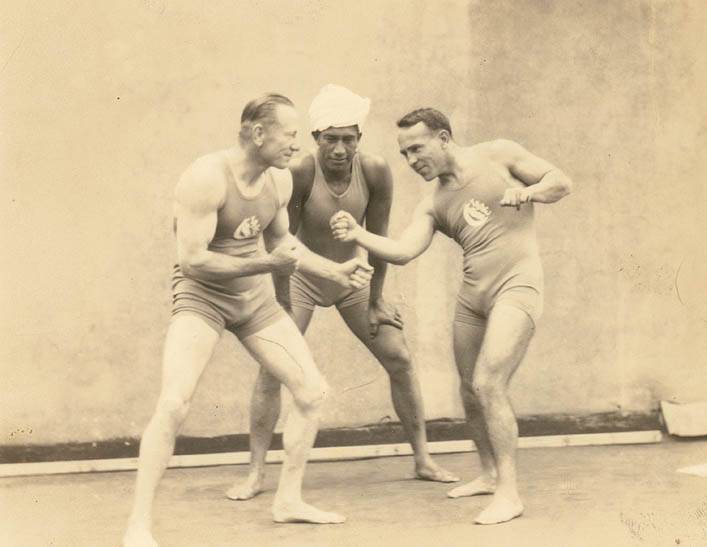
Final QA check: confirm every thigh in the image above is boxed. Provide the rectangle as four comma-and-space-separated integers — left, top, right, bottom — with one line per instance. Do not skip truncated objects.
240, 315, 323, 394
161, 313, 221, 400
253, 305, 314, 388
475, 303, 535, 383
452, 318, 487, 383
337, 299, 410, 368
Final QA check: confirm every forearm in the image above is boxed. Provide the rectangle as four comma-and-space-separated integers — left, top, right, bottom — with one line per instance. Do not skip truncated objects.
296, 244, 344, 282
353, 228, 413, 265
368, 254, 388, 302
528, 169, 573, 203
181, 250, 274, 281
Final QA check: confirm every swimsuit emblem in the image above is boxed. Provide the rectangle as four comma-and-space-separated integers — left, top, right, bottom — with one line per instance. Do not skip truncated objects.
462, 198, 491, 228
233, 216, 261, 240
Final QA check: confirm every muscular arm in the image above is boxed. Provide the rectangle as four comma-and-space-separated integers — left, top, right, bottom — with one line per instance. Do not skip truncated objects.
332, 197, 436, 266
175, 160, 278, 281
265, 171, 372, 292
491, 139, 573, 205
361, 155, 393, 303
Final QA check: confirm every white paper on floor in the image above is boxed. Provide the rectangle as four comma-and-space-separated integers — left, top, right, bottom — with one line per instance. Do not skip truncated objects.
660, 400, 707, 436
676, 463, 707, 477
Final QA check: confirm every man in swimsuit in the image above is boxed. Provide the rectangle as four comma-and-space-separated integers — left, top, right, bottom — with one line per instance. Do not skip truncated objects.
331, 108, 572, 525
123, 93, 373, 547
228, 86, 457, 501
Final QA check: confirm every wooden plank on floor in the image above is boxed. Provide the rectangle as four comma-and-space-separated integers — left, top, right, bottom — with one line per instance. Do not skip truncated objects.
0, 430, 662, 478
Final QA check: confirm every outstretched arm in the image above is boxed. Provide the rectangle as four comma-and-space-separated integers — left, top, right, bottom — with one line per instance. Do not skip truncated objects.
490, 139, 573, 207
175, 161, 294, 281
331, 197, 436, 266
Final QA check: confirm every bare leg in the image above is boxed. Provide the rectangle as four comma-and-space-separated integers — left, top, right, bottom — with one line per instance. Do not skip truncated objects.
447, 318, 498, 499
471, 304, 534, 525
241, 315, 345, 524
338, 301, 458, 483
227, 307, 313, 500
225, 366, 280, 500
123, 314, 220, 547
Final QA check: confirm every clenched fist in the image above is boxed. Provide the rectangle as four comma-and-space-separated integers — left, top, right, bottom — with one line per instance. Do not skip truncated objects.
269, 242, 301, 275
500, 187, 533, 210
333, 258, 373, 289
330, 210, 361, 242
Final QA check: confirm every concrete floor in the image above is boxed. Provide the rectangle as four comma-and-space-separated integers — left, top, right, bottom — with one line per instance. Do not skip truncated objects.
2, 440, 707, 547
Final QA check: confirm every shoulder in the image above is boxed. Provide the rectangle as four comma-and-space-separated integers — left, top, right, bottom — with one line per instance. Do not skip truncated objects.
476, 139, 527, 164
358, 152, 392, 191
288, 154, 316, 195
359, 151, 390, 179
175, 152, 227, 211
269, 166, 293, 207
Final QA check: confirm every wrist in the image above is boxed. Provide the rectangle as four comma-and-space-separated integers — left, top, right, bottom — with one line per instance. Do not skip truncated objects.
351, 224, 364, 241
265, 254, 282, 273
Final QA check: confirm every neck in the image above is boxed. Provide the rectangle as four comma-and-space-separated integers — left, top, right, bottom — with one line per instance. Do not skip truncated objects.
232, 144, 270, 184
437, 142, 464, 186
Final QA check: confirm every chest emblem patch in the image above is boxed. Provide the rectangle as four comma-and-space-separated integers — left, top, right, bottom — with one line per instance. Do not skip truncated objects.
462, 198, 491, 228
233, 216, 261, 240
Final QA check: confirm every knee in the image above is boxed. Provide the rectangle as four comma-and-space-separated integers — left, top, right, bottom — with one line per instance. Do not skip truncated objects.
469, 372, 504, 404
459, 378, 482, 408
156, 394, 191, 426
294, 376, 329, 414
379, 344, 413, 379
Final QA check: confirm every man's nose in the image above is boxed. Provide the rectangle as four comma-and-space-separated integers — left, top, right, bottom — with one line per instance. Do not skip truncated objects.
333, 141, 346, 155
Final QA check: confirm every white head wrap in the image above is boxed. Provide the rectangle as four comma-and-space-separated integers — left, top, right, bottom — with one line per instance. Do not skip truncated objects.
308, 84, 371, 133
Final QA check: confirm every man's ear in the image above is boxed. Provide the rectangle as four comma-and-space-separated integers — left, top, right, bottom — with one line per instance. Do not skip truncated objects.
252, 123, 266, 146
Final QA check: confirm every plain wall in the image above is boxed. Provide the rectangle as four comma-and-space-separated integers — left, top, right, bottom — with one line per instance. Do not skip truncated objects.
2, 0, 705, 446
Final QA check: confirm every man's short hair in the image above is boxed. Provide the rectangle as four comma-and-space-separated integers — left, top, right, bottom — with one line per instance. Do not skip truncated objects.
396, 108, 453, 137
239, 93, 294, 143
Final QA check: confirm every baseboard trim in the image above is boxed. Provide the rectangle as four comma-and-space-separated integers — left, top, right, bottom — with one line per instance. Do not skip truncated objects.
1, 411, 661, 466
0, 430, 662, 477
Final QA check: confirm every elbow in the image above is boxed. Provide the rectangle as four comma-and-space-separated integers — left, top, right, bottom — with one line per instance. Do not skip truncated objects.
556, 171, 573, 198
179, 259, 197, 277
179, 250, 206, 277
389, 252, 413, 266
561, 176, 573, 197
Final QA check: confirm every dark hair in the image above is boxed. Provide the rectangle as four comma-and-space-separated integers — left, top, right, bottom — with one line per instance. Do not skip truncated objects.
239, 93, 294, 143
396, 108, 452, 137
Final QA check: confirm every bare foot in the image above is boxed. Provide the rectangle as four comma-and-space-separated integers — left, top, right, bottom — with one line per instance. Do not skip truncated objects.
415, 461, 460, 483
447, 476, 496, 498
474, 493, 524, 524
123, 525, 158, 547
272, 501, 346, 524
226, 473, 264, 500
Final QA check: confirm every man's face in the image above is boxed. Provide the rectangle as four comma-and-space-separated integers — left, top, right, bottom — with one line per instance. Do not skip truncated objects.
260, 104, 300, 169
315, 125, 360, 172
397, 122, 447, 181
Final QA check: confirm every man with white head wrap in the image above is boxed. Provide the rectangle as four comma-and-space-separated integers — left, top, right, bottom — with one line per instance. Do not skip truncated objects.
228, 85, 458, 501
